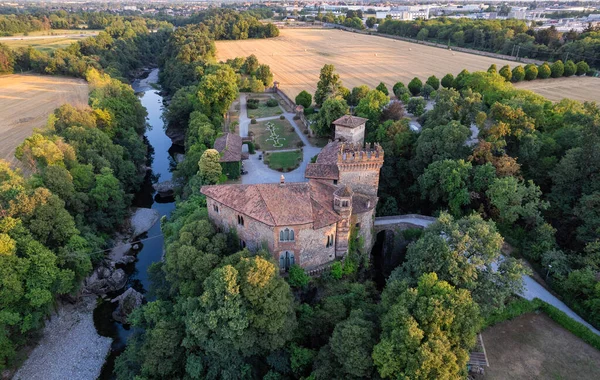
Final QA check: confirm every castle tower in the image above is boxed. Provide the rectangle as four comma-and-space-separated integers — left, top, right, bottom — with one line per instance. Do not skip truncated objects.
333, 185, 353, 257
336, 142, 384, 197
333, 115, 368, 145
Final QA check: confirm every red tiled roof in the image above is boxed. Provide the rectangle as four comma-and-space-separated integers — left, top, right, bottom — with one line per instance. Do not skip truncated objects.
333, 115, 368, 128
315, 141, 341, 165
305, 163, 339, 180
214, 133, 242, 162
201, 182, 342, 228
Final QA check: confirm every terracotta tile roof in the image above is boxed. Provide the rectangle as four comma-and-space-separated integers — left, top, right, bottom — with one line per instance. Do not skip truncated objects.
334, 185, 353, 197
333, 115, 368, 128
201, 180, 343, 229
352, 193, 378, 214
305, 163, 339, 180
214, 133, 242, 162
315, 141, 341, 165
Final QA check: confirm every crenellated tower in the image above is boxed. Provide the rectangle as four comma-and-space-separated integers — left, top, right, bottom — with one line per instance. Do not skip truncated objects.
336, 142, 384, 197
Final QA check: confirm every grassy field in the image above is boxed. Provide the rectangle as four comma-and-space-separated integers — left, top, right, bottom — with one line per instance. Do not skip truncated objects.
515, 76, 600, 103
247, 96, 284, 119
481, 313, 600, 379
265, 150, 303, 171
250, 118, 301, 151
1, 37, 81, 53
216, 28, 518, 101
0, 74, 89, 165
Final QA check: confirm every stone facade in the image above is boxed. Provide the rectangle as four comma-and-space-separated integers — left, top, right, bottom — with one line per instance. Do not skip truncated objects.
201, 117, 384, 272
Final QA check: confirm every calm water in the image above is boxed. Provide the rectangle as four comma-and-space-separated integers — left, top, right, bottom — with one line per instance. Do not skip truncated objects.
95, 69, 177, 378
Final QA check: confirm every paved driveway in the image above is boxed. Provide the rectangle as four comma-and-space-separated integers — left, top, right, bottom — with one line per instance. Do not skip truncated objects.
238, 94, 320, 184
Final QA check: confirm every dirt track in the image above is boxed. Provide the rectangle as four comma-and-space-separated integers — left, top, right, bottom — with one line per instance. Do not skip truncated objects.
0, 74, 88, 165
216, 28, 518, 100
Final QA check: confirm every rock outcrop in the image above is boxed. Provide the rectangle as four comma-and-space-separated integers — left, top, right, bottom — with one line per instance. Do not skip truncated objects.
85, 264, 127, 295
111, 287, 144, 324
130, 207, 160, 237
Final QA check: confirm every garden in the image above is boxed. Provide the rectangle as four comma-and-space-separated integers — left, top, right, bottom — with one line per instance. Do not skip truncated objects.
246, 95, 284, 119
250, 118, 302, 151
264, 150, 303, 172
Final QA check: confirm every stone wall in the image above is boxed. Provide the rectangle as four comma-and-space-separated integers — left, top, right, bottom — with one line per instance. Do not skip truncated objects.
297, 223, 337, 270
338, 170, 380, 196
352, 208, 376, 253
335, 124, 365, 144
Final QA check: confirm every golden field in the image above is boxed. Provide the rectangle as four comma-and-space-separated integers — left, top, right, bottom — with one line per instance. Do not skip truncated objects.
0, 74, 88, 165
515, 76, 600, 103
216, 28, 519, 100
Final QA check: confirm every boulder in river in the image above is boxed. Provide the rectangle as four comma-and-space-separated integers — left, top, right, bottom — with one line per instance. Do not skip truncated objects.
85, 265, 127, 295
152, 181, 175, 198
130, 207, 160, 237
165, 125, 185, 145
111, 287, 144, 324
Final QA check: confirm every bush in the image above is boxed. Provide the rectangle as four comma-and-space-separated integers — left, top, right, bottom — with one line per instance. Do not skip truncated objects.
247, 142, 255, 154
280, 115, 285, 120
247, 98, 259, 109
296, 141, 305, 148
376, 82, 389, 96
511, 65, 525, 82
421, 84, 435, 100
426, 75, 440, 90
408, 77, 423, 96
407, 97, 426, 116
266, 98, 279, 107
576, 61, 590, 75
330, 261, 343, 279
392, 81, 405, 97
304, 107, 315, 116
499, 65, 512, 81
551, 60, 564, 78
295, 90, 312, 108
524, 64, 538, 80
288, 264, 310, 288
251, 118, 257, 124
293, 115, 300, 120
381, 100, 405, 121
563, 59, 576, 77
487, 64, 497, 74
400, 93, 410, 103
303, 129, 309, 135
538, 63, 552, 79
482, 298, 539, 329
441, 73, 454, 88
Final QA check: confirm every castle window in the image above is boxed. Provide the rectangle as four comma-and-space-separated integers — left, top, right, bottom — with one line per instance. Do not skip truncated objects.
355, 223, 361, 229
240, 240, 246, 249
238, 215, 245, 226
326, 234, 335, 248
326, 236, 330, 247
333, 180, 338, 185
279, 228, 295, 242
213, 204, 219, 213
342, 200, 349, 207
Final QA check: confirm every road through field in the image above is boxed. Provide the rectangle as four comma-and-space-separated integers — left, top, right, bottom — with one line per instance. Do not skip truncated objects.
0, 74, 88, 165
216, 28, 518, 100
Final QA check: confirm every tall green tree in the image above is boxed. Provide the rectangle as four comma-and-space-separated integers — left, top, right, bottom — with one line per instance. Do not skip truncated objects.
314, 64, 342, 107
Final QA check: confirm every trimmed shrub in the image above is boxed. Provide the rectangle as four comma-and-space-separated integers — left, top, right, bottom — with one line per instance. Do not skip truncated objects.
487, 64, 497, 74
551, 60, 564, 78
421, 84, 435, 100
426, 75, 440, 90
441, 73, 454, 88
511, 65, 525, 82
538, 63, 552, 79
296, 141, 304, 148
499, 65, 512, 81
251, 118, 257, 124
524, 64, 538, 80
266, 98, 278, 107
247, 98, 259, 109
280, 115, 285, 120
295, 90, 312, 108
293, 115, 300, 120
576, 61, 590, 75
563, 59, 576, 77
376, 82, 389, 96
304, 107, 315, 116
400, 93, 410, 103
408, 77, 423, 96
392, 81, 405, 97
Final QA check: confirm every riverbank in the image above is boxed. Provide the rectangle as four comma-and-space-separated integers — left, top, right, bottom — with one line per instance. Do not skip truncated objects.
12, 297, 112, 380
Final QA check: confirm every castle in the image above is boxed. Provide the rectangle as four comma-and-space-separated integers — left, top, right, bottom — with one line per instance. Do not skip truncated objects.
201, 116, 384, 272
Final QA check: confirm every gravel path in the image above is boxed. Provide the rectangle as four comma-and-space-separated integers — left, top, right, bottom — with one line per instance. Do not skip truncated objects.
13, 297, 112, 380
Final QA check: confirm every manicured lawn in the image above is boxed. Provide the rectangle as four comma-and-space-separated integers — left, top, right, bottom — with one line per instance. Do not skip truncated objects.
265, 150, 303, 171
250, 119, 302, 151
247, 97, 284, 119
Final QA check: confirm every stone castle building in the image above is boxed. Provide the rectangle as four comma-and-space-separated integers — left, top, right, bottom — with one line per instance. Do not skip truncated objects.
201, 116, 384, 272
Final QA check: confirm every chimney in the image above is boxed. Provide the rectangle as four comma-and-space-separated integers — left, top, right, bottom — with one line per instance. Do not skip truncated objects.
280, 175, 285, 186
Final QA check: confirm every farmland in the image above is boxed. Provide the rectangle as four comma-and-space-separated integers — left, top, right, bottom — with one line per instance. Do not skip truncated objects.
481, 313, 600, 379
0, 74, 88, 165
0, 30, 99, 52
515, 76, 600, 103
216, 28, 518, 100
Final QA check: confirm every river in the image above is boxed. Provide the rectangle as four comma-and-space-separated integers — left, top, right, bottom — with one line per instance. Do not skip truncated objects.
94, 68, 177, 379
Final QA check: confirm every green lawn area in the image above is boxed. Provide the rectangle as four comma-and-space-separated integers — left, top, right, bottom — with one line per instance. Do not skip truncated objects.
3, 37, 82, 52
247, 97, 284, 119
265, 150, 303, 171
250, 118, 302, 151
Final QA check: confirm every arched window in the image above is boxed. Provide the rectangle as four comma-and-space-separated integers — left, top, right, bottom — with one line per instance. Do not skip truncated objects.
238, 215, 244, 226
279, 228, 295, 242
326, 235, 330, 247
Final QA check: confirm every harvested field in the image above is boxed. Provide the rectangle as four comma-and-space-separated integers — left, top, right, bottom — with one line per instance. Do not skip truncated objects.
481, 313, 600, 379
515, 76, 600, 103
0, 74, 89, 165
216, 28, 517, 100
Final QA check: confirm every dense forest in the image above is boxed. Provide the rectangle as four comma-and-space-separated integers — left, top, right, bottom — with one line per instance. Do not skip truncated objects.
377, 17, 600, 69
0, 14, 170, 370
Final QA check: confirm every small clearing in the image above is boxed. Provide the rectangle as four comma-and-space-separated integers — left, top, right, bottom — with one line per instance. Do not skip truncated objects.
0, 74, 88, 165
481, 313, 600, 380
